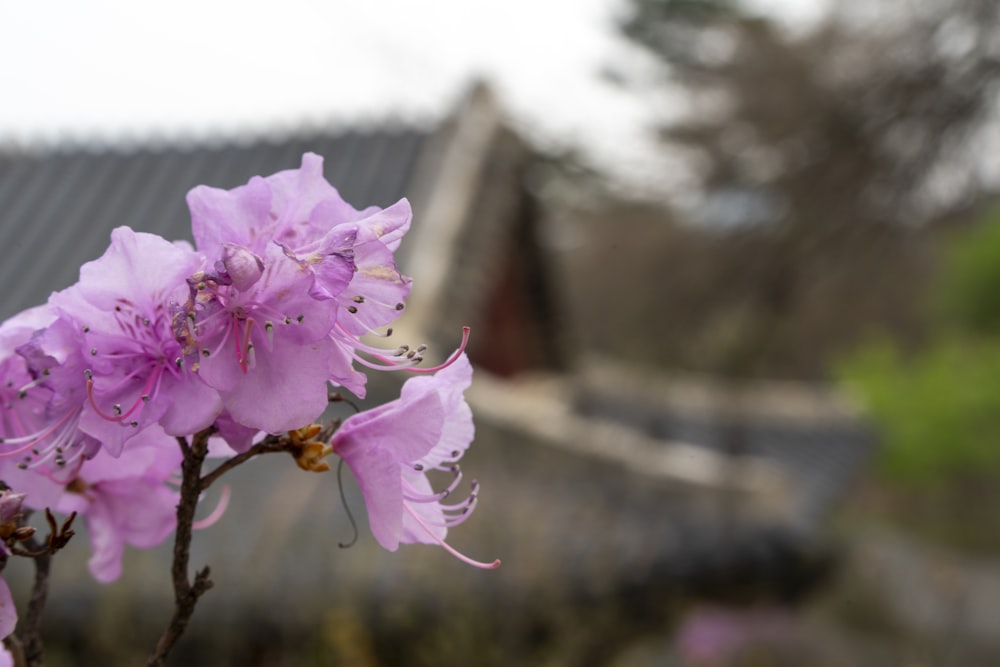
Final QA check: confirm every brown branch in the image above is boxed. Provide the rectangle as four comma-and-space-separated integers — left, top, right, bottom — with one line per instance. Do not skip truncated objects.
0, 551, 21, 667
18, 535, 50, 667
147, 429, 215, 667
198, 435, 284, 491
3, 635, 25, 667
147, 426, 326, 664
10, 509, 76, 667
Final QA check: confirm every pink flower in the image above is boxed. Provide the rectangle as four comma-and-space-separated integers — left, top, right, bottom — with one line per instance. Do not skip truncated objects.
49, 227, 222, 456
0, 576, 15, 642
173, 242, 341, 433
56, 425, 183, 583
0, 492, 31, 642
187, 153, 415, 399
331, 353, 498, 569
0, 308, 98, 481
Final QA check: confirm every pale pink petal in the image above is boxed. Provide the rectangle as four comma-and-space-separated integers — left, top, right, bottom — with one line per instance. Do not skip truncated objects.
0, 577, 16, 639
399, 468, 447, 545
84, 497, 126, 583
343, 445, 404, 551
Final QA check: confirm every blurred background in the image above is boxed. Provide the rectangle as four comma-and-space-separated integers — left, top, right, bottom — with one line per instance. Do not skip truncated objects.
3, 0, 1000, 664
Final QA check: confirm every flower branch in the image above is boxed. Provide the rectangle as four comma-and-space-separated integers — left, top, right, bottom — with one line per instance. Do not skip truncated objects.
18, 532, 53, 667
0, 152, 498, 664
147, 428, 216, 667
198, 435, 284, 491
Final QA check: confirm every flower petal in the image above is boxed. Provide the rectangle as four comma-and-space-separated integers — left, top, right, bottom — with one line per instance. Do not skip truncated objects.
0, 576, 16, 639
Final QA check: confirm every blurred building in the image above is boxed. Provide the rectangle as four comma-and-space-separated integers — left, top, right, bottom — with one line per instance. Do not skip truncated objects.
0, 81, 565, 382
0, 82, 878, 664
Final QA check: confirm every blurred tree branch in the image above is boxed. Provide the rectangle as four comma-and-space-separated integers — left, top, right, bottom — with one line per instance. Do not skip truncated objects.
605, 0, 1000, 378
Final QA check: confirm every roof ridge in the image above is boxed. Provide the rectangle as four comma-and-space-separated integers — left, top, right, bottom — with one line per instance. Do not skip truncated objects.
0, 116, 436, 159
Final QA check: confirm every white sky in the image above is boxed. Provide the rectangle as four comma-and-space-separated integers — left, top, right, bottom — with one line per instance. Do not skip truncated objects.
0, 1, 826, 186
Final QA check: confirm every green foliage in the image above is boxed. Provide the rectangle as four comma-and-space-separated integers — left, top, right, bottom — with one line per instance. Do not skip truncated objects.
840, 207, 1000, 485
840, 337, 1000, 483
936, 214, 1000, 335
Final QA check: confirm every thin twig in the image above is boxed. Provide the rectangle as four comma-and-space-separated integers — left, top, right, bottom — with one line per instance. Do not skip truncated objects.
147, 430, 215, 667
13, 510, 75, 667
337, 458, 358, 549
4, 635, 25, 667
199, 435, 284, 491
147, 426, 334, 664
18, 536, 50, 667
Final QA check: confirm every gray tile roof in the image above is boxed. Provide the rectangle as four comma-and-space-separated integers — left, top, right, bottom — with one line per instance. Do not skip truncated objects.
0, 128, 428, 321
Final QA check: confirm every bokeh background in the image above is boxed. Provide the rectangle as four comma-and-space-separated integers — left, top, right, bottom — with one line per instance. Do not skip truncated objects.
3, 0, 1000, 664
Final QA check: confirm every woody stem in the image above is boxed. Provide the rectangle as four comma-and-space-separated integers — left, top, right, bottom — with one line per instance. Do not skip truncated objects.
147, 428, 216, 667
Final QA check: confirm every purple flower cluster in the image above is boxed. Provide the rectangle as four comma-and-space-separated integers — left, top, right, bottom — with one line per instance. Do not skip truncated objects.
0, 153, 495, 616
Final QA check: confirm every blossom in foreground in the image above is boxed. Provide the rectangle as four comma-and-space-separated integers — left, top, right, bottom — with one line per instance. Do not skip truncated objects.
331, 353, 498, 569
0, 576, 14, 646
49, 227, 222, 456
0, 307, 98, 481
56, 426, 184, 582
173, 242, 342, 433
187, 152, 414, 398
0, 490, 25, 643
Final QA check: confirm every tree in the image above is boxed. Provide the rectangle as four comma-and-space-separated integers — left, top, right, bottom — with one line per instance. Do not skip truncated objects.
610, 0, 1000, 378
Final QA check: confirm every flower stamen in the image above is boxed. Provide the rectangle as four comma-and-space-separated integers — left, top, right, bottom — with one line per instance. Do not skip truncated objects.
403, 504, 499, 569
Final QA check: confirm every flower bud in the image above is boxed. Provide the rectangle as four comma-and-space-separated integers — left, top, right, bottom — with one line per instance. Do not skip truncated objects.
219, 244, 264, 291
